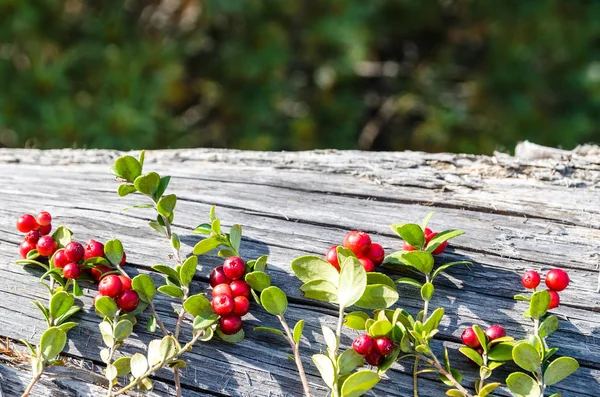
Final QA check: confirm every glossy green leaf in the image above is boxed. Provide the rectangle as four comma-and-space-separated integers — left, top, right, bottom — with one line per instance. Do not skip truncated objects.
488, 342, 514, 362
152, 264, 180, 281
49, 291, 74, 319
147, 315, 157, 332
423, 308, 444, 334
365, 272, 396, 289
216, 328, 245, 343
155, 176, 170, 199
229, 224, 242, 252
104, 239, 124, 267
478, 382, 500, 397
245, 271, 271, 291
193, 313, 219, 331
254, 255, 268, 272
368, 319, 393, 337
544, 357, 579, 386
421, 211, 435, 231
114, 155, 142, 183
158, 285, 183, 298
118, 184, 137, 197
338, 349, 364, 375
254, 326, 285, 337
193, 223, 212, 235
459, 346, 483, 366
192, 237, 222, 255
472, 325, 488, 353
51, 226, 72, 249
291, 255, 339, 287
179, 256, 198, 287
114, 357, 131, 376
183, 294, 212, 317
300, 279, 338, 303
354, 284, 398, 309
513, 342, 541, 372
426, 229, 465, 253
337, 257, 367, 308
386, 251, 434, 274
149, 221, 166, 236
445, 390, 466, 397
322, 325, 337, 355
312, 354, 336, 388
395, 277, 423, 288
260, 286, 288, 315
40, 327, 67, 360
528, 290, 550, 320
130, 353, 148, 379
134, 172, 160, 196
56, 322, 77, 332
157, 194, 177, 217
114, 319, 133, 341
539, 315, 559, 338
95, 296, 118, 317
132, 274, 156, 302
105, 364, 118, 381
390, 223, 424, 249
421, 282, 434, 301
506, 372, 541, 397
293, 320, 305, 343
345, 311, 370, 330
340, 370, 381, 397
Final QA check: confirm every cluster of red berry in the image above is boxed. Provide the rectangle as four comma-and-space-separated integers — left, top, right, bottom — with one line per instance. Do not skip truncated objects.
461, 324, 506, 352
521, 268, 570, 309
85, 239, 126, 282
404, 227, 447, 254
209, 257, 252, 335
16, 212, 56, 258
94, 274, 139, 312
352, 334, 394, 366
325, 230, 385, 272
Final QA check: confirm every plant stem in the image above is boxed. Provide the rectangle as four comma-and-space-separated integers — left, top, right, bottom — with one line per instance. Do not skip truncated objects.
174, 368, 182, 397
335, 305, 345, 349
21, 372, 42, 397
278, 315, 312, 397
412, 358, 420, 397
418, 354, 474, 397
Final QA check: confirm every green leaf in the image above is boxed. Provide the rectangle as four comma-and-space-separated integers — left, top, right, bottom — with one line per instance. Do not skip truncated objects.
544, 357, 579, 386
340, 370, 381, 397
114, 320, 133, 341
423, 308, 444, 334
147, 315, 157, 332
440, 368, 463, 388
291, 255, 340, 287
445, 390, 466, 397
113, 357, 131, 376
390, 223, 424, 249
179, 256, 198, 287
312, 354, 336, 388
421, 211, 435, 231
19, 339, 36, 355
211, 219, 221, 234
104, 239, 124, 267
338, 349, 364, 375
513, 342, 541, 372
156, 176, 171, 199
134, 172, 160, 196
192, 237, 223, 255
472, 325, 488, 353
245, 271, 272, 291
49, 291, 74, 319
114, 155, 142, 183
157, 194, 177, 217
539, 315, 559, 338
300, 279, 338, 303
193, 313, 219, 331
487, 342, 514, 362
336, 246, 357, 264
72, 280, 83, 297
322, 325, 337, 356
130, 353, 148, 379
159, 336, 176, 363
260, 286, 288, 315
152, 264, 180, 281
293, 320, 305, 343
528, 290, 550, 320
366, 272, 396, 289
148, 221, 166, 236
506, 372, 541, 397
254, 326, 285, 337
51, 226, 72, 249
337, 257, 367, 308
386, 251, 434, 274
478, 382, 500, 397
421, 282, 434, 301
132, 274, 156, 302
193, 223, 212, 235
15, 259, 49, 271
216, 328, 245, 343
396, 277, 423, 288
354, 284, 399, 309
158, 285, 183, 298
95, 296, 118, 317
118, 184, 137, 197
426, 230, 465, 253
229, 224, 242, 253
368, 319, 393, 337
183, 294, 212, 317
459, 347, 483, 366
105, 364, 118, 381
171, 233, 180, 250
148, 340, 164, 366
254, 255, 268, 272
345, 311, 370, 331
431, 261, 471, 280
40, 327, 67, 360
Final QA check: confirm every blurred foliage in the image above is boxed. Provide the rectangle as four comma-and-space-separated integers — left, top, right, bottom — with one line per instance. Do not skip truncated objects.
0, 0, 599, 153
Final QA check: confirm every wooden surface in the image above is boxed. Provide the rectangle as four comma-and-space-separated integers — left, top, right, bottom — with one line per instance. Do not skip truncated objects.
0, 148, 598, 397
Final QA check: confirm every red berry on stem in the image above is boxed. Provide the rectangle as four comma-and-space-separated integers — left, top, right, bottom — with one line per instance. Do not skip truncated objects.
98, 275, 123, 298
545, 269, 570, 292
16, 214, 38, 233
223, 257, 246, 280
233, 296, 250, 316
117, 290, 139, 312
84, 239, 105, 260
19, 241, 36, 258
352, 334, 375, 356
36, 212, 52, 226
461, 327, 481, 349
53, 249, 70, 268
424, 228, 433, 239
212, 294, 235, 316
367, 243, 385, 266
210, 266, 232, 287
374, 337, 394, 355
65, 242, 85, 262
547, 290, 560, 309
212, 283, 233, 297
118, 276, 132, 291
120, 252, 126, 266
63, 263, 81, 279
522, 270, 541, 289
485, 325, 506, 342
358, 257, 375, 272
36, 236, 58, 257
343, 231, 372, 256
230, 280, 252, 298
365, 352, 384, 366
427, 232, 447, 255
91, 265, 111, 282
38, 223, 52, 236
403, 241, 417, 251
24, 230, 41, 244
220, 315, 243, 335
325, 246, 340, 271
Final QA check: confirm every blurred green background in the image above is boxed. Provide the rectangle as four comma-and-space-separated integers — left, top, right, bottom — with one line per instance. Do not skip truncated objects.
1, 0, 599, 153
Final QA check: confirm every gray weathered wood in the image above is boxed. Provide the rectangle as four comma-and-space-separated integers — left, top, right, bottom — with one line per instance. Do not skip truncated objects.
0, 148, 598, 397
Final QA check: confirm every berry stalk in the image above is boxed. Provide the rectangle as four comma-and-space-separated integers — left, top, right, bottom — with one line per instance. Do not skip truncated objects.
278, 315, 312, 397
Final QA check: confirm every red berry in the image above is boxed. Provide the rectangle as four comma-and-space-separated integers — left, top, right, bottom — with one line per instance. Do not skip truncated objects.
230, 280, 251, 298
424, 228, 433, 239
63, 263, 81, 279
118, 276, 132, 291
93, 293, 104, 306
36, 236, 58, 257
16, 214, 38, 233
212, 283, 233, 297
84, 239, 105, 260
212, 294, 235, 316
36, 212, 52, 226
210, 266, 232, 287
120, 252, 126, 266
325, 246, 340, 271
91, 265, 111, 282
352, 334, 375, 355
545, 269, 570, 292
343, 231, 372, 256
223, 257, 246, 280
547, 290, 560, 309
219, 315, 243, 335
38, 223, 52, 236
367, 243, 385, 266
65, 242, 85, 263
358, 257, 375, 272
485, 325, 506, 342
98, 274, 123, 298
233, 296, 250, 316
374, 337, 393, 355
461, 327, 481, 349
427, 232, 447, 255
403, 241, 417, 251
53, 249, 70, 268
116, 290, 139, 312
522, 270, 541, 289
19, 240, 36, 258
24, 230, 41, 244
365, 352, 384, 366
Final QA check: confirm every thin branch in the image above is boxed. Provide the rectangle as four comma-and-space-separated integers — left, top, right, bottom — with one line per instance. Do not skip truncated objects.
278, 315, 312, 397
